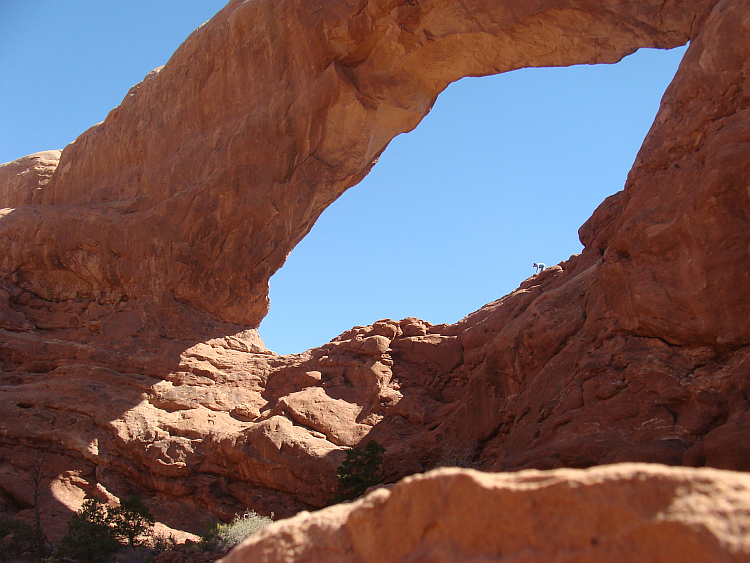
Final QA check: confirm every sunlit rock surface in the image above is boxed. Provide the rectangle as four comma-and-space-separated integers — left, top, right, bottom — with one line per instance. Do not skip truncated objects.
0, 0, 713, 330
2, 0, 750, 550
220, 465, 750, 563
0, 150, 61, 208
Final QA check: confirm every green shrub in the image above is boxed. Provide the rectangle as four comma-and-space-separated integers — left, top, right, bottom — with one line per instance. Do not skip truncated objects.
58, 498, 120, 563
335, 440, 386, 501
58, 495, 157, 562
109, 495, 155, 547
200, 510, 273, 551
0, 516, 42, 563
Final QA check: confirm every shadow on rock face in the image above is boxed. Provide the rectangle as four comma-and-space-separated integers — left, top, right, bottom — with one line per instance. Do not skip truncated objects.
3, 0, 750, 542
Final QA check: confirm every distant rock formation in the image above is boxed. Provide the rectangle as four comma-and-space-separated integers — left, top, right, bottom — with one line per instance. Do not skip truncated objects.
2, 0, 749, 553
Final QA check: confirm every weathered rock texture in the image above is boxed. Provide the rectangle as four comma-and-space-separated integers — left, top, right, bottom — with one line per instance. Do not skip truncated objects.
0, 150, 61, 208
220, 464, 750, 562
1, 0, 749, 545
0, 0, 717, 331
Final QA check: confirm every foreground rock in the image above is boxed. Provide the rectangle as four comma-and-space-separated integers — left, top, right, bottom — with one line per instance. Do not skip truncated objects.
2, 0, 750, 545
221, 464, 750, 562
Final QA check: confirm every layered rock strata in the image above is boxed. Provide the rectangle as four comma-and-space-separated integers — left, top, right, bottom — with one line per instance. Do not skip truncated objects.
1, 0, 749, 544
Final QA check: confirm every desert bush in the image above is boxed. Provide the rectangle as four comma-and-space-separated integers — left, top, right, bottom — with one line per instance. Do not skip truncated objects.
108, 495, 155, 547
335, 440, 386, 501
58, 497, 120, 563
200, 510, 273, 551
58, 495, 157, 562
0, 516, 42, 562
435, 444, 479, 469
150, 532, 176, 552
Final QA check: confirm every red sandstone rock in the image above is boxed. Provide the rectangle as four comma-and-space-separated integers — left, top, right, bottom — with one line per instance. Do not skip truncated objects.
0, 0, 715, 332
220, 464, 750, 562
1, 0, 749, 548
0, 150, 61, 208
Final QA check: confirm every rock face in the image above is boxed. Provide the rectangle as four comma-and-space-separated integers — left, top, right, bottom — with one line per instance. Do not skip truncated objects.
220, 464, 750, 562
0, 0, 715, 332
1, 0, 750, 548
0, 150, 61, 207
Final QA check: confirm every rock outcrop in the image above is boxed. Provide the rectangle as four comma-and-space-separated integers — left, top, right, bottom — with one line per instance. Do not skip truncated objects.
0, 150, 61, 208
1, 0, 749, 549
220, 464, 750, 562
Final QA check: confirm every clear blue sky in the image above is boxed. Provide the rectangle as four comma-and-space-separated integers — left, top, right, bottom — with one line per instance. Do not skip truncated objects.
1, 2, 686, 355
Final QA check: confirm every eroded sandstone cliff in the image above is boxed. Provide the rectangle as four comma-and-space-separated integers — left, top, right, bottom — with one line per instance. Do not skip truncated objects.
1, 0, 749, 554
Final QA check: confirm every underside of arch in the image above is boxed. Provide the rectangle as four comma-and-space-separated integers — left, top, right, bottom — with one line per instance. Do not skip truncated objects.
1, 0, 750, 541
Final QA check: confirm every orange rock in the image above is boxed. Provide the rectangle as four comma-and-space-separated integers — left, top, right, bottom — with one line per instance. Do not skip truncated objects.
1, 0, 749, 547
0, 0, 715, 332
220, 464, 750, 562
0, 150, 61, 208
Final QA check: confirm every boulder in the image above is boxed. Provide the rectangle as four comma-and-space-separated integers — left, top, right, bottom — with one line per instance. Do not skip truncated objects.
220, 464, 750, 562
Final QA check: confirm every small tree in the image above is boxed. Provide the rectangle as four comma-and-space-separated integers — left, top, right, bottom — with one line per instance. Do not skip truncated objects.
58, 494, 157, 561
57, 497, 120, 563
108, 495, 155, 547
335, 440, 386, 501
28, 451, 52, 556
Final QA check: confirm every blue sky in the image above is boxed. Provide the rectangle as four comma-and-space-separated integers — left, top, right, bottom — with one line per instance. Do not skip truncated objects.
1, 2, 687, 354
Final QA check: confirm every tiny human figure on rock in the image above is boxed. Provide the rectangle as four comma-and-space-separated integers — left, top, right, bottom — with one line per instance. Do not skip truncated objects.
533, 262, 546, 274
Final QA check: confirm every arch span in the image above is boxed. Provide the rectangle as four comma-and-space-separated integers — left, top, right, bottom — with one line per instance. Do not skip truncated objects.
0, 0, 715, 334
259, 46, 688, 354
2, 0, 750, 534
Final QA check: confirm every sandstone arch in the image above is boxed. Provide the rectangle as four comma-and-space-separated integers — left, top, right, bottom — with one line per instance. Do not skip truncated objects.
259, 48, 686, 355
0, 0, 715, 334
2, 0, 750, 543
